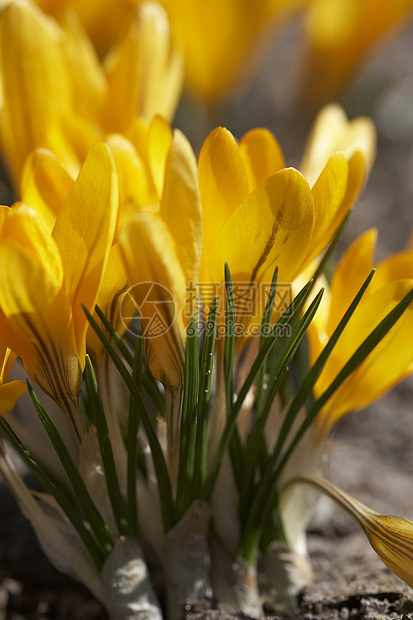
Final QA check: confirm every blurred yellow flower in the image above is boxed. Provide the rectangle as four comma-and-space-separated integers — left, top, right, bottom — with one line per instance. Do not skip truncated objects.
158, 0, 303, 101
35, 0, 138, 56
0, 142, 118, 439
0, 0, 183, 191
308, 229, 413, 436
301, 0, 413, 104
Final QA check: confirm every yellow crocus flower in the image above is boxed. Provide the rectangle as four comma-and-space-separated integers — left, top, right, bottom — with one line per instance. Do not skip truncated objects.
302, 0, 413, 105
198, 104, 376, 338
0, 142, 118, 440
291, 475, 413, 590
158, 0, 303, 101
0, 0, 183, 192
308, 229, 413, 437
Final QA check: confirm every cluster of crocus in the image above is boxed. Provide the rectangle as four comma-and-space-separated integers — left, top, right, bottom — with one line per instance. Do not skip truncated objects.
1, 1, 413, 620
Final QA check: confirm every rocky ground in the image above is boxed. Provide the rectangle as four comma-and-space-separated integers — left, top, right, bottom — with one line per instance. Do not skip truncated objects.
1, 11, 413, 620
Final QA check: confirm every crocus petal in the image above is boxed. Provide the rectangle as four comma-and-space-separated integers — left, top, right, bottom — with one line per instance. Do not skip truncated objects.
87, 243, 131, 361
292, 475, 413, 590
52, 141, 119, 363
0, 381, 27, 416
372, 250, 413, 294
239, 128, 285, 191
160, 130, 202, 284
306, 153, 349, 263
208, 168, 314, 286
199, 127, 250, 268
60, 10, 107, 126
0, 242, 82, 431
104, 2, 183, 130
300, 103, 376, 188
313, 279, 413, 435
0, 0, 72, 188
105, 133, 152, 232
126, 116, 173, 204
1, 203, 64, 292
119, 212, 186, 387
0, 344, 27, 415
327, 229, 377, 334
20, 149, 74, 233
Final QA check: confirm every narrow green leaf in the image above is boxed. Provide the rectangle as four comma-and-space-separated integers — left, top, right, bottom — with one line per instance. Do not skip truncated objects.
239, 287, 325, 529
95, 305, 165, 417
256, 267, 278, 418
194, 298, 218, 498
127, 328, 144, 538
84, 356, 129, 536
176, 317, 199, 520
205, 279, 315, 501
224, 263, 245, 488
83, 305, 175, 532
27, 381, 114, 554
244, 284, 413, 562
281, 269, 375, 446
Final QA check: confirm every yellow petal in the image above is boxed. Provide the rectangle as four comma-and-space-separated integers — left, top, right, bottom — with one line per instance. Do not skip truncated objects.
0, 242, 82, 430
199, 127, 250, 264
20, 149, 74, 233
104, 2, 183, 130
305, 153, 349, 263
327, 229, 377, 334
314, 279, 413, 435
87, 243, 131, 360
160, 129, 202, 284
53, 141, 119, 363
0, 381, 27, 416
2, 203, 64, 287
300, 103, 376, 187
126, 115, 173, 202
60, 10, 107, 126
239, 128, 285, 191
0, 0, 72, 188
292, 475, 413, 590
372, 250, 413, 293
105, 133, 151, 231
208, 168, 314, 286
119, 212, 186, 387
